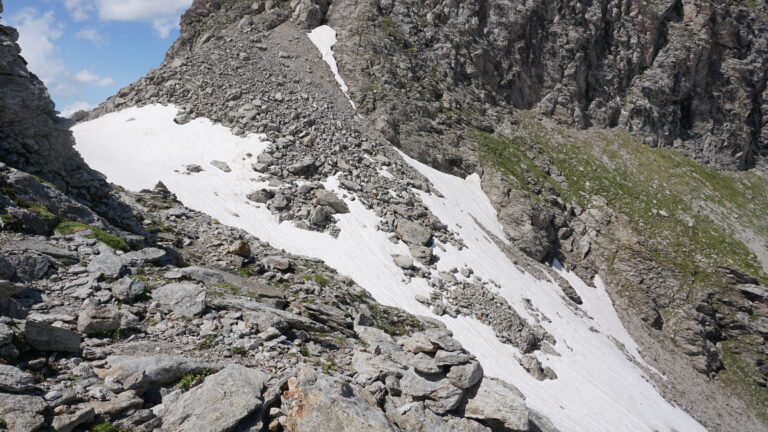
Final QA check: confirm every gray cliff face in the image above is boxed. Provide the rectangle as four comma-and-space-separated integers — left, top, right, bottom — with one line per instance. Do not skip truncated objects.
104, 0, 768, 174
0, 26, 107, 201
320, 0, 768, 171
0, 7, 139, 231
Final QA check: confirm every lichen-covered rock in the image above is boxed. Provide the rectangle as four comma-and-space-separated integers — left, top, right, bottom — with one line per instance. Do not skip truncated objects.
280, 368, 397, 432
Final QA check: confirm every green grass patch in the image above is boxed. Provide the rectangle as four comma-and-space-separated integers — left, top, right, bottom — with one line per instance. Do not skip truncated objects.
303, 274, 329, 287
321, 357, 340, 374
55, 221, 130, 252
476, 120, 768, 289
367, 304, 424, 337
22, 202, 60, 230
237, 267, 255, 277
177, 369, 213, 390
90, 421, 119, 432
197, 335, 217, 350
719, 340, 768, 422
231, 346, 247, 356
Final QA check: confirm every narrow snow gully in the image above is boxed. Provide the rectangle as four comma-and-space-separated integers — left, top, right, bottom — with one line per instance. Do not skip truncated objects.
73, 104, 706, 432
307, 25, 356, 109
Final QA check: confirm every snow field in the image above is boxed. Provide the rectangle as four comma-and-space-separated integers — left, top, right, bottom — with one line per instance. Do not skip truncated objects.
73, 105, 705, 432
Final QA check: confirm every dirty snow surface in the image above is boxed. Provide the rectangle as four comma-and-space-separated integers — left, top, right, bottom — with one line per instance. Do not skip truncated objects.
73, 104, 706, 432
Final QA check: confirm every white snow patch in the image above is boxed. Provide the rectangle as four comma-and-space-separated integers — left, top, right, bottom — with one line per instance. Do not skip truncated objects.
307, 25, 356, 109
73, 105, 706, 432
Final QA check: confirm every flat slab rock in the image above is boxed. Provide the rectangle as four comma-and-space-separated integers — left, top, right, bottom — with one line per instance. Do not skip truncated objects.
0, 364, 35, 392
96, 355, 210, 390
161, 364, 269, 432
151, 282, 206, 317
0, 393, 46, 432
179, 266, 283, 298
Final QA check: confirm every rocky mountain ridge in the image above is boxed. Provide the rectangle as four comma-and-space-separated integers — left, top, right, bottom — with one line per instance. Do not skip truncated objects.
3, 0, 768, 431
0, 2, 563, 431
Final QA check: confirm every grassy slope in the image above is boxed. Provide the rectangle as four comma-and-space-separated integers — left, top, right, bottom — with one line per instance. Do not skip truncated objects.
474, 115, 768, 417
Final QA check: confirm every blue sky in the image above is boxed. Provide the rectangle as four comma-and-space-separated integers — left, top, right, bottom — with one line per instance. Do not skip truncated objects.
1, 0, 192, 116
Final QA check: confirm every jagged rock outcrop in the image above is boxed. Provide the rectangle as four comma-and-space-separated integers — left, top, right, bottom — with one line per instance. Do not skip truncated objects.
0, 4, 568, 431
324, 0, 768, 171
0, 4, 139, 232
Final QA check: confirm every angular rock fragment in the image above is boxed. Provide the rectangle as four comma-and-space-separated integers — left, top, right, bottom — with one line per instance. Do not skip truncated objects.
0, 364, 35, 392
280, 367, 396, 432
462, 377, 529, 431
152, 283, 206, 317
25, 320, 81, 352
396, 220, 432, 246
96, 355, 210, 390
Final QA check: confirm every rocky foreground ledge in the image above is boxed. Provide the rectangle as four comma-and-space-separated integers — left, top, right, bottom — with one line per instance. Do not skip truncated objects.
0, 163, 555, 432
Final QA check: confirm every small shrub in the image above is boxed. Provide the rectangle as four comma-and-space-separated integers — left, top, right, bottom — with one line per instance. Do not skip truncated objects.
237, 267, 255, 277
302, 274, 329, 287
197, 335, 217, 350
231, 346, 247, 356
177, 369, 213, 389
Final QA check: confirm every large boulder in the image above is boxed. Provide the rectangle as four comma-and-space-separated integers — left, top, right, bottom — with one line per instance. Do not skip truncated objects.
0, 393, 46, 432
51, 407, 95, 432
462, 377, 529, 431
77, 304, 122, 335
395, 220, 432, 246
120, 247, 167, 266
111, 277, 147, 302
281, 367, 397, 432
446, 360, 483, 389
5, 253, 50, 281
161, 364, 269, 432
95, 355, 210, 391
390, 402, 491, 432
399, 368, 463, 414
87, 248, 125, 279
314, 189, 349, 214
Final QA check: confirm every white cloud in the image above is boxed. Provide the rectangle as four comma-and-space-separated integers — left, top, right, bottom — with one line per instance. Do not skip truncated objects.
10, 9, 114, 99
64, 0, 95, 21
73, 69, 113, 87
75, 27, 104, 45
64, 0, 193, 38
60, 101, 95, 118
10, 8, 65, 86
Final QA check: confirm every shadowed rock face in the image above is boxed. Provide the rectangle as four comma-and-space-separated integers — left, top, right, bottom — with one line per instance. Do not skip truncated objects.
323, 0, 767, 171
0, 17, 109, 201
0, 1, 140, 231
